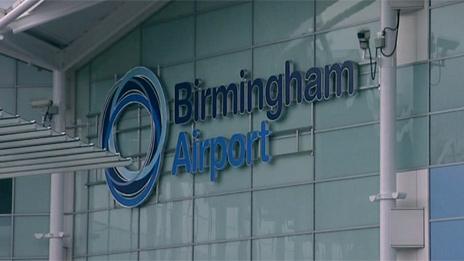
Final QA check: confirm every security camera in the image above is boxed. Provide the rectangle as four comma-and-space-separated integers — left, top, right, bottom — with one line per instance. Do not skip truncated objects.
357, 29, 371, 50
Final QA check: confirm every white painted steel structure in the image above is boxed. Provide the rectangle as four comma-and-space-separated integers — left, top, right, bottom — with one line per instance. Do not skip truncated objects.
49, 70, 65, 261
0, 109, 131, 179
380, 1, 398, 260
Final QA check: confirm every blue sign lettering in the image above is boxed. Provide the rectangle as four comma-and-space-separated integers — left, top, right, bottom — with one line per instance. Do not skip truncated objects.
172, 121, 272, 181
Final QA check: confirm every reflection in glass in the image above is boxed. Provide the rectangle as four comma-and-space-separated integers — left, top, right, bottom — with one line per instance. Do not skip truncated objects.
253, 185, 313, 236
316, 0, 379, 30
194, 240, 250, 261
14, 216, 49, 257
195, 193, 250, 242
315, 228, 379, 260
431, 111, 464, 165
252, 234, 313, 261
140, 246, 192, 261
140, 200, 192, 248
254, 0, 314, 43
430, 3, 464, 58
88, 211, 109, 254
0, 217, 11, 258
315, 176, 378, 230
431, 57, 464, 112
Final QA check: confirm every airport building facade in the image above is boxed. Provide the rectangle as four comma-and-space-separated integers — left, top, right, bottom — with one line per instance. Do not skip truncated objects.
0, 0, 464, 260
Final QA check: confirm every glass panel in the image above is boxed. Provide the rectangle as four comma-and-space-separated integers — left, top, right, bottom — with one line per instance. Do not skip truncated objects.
315, 88, 379, 130
109, 208, 138, 251
89, 184, 109, 210
397, 63, 428, 117
252, 234, 313, 261
316, 22, 379, 65
195, 113, 249, 140
430, 2, 464, 59
197, 0, 247, 12
315, 176, 379, 230
253, 37, 314, 79
88, 255, 108, 261
315, 0, 379, 30
254, 0, 314, 44
431, 57, 464, 112
0, 55, 15, 87
396, 117, 428, 170
315, 228, 379, 261
253, 150, 312, 188
0, 88, 16, 114
253, 185, 313, 236
140, 200, 192, 248
115, 129, 139, 166
17, 62, 52, 87
140, 246, 192, 261
91, 29, 140, 82
195, 193, 250, 242
195, 166, 250, 196
315, 124, 379, 179
431, 0, 464, 6
144, 0, 194, 25
74, 172, 88, 212
76, 65, 90, 126
160, 62, 194, 102
17, 87, 52, 122
197, 50, 251, 88
430, 164, 464, 219
90, 79, 113, 114
252, 37, 314, 131
162, 153, 176, 174
15, 175, 50, 213
142, 17, 194, 67
73, 214, 87, 256
196, 3, 251, 57
108, 253, 137, 261
88, 211, 109, 254
0, 179, 12, 214
157, 171, 193, 202
194, 240, 250, 261
166, 119, 193, 151
0, 217, 11, 258
265, 134, 312, 157
431, 220, 464, 261
14, 216, 49, 258
430, 111, 464, 165
15, 259, 47, 261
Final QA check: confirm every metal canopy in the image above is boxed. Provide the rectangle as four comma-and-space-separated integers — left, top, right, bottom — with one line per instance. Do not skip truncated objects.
0, 109, 131, 179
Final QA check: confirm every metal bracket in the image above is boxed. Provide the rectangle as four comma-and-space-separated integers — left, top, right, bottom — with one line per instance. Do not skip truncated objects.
369, 192, 407, 202
34, 232, 66, 240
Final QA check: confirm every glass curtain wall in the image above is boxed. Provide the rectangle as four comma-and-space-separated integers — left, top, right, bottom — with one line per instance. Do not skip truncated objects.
72, 0, 430, 260
429, 1, 464, 260
0, 54, 53, 261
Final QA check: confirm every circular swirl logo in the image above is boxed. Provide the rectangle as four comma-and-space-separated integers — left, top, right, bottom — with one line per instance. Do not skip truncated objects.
100, 67, 169, 208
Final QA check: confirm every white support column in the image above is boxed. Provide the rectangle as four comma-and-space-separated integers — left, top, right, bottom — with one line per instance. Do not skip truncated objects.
49, 70, 66, 261
380, 0, 397, 260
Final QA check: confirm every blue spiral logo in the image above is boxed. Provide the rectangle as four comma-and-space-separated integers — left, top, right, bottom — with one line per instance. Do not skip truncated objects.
100, 67, 169, 208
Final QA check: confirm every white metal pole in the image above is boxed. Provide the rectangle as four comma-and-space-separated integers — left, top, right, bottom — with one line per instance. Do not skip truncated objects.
380, 0, 397, 260
49, 70, 66, 261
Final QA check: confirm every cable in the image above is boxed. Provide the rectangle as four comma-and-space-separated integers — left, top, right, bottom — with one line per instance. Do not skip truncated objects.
368, 45, 377, 81
380, 10, 400, 57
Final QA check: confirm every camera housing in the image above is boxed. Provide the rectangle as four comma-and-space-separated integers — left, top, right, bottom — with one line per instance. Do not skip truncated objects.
357, 29, 371, 50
